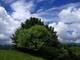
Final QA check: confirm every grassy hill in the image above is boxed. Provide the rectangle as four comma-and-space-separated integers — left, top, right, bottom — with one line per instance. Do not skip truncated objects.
0, 50, 45, 60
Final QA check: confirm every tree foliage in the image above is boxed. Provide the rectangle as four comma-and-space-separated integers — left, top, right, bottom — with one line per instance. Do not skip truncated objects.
11, 17, 79, 60
12, 17, 60, 49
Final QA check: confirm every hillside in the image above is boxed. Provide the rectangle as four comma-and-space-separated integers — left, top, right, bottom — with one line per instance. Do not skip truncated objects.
0, 50, 45, 60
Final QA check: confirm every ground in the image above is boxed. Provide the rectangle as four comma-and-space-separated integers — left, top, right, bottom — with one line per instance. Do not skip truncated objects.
0, 50, 45, 60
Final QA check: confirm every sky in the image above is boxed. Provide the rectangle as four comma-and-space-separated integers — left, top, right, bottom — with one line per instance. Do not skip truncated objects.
0, 0, 80, 45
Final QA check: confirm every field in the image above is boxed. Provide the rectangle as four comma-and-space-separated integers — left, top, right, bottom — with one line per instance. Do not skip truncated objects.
0, 50, 45, 60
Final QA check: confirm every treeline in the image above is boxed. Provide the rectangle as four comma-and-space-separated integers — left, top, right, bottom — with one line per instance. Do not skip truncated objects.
0, 45, 13, 50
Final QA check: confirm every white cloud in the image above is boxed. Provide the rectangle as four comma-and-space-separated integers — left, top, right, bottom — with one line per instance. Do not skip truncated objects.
59, 7, 80, 23
0, 0, 35, 44
0, 6, 20, 44
75, 39, 80, 43
49, 22, 69, 42
0, 33, 8, 40
11, 1, 34, 22
49, 6, 80, 43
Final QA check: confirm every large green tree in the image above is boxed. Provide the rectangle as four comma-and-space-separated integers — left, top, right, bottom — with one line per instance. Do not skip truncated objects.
12, 17, 71, 59
12, 17, 60, 49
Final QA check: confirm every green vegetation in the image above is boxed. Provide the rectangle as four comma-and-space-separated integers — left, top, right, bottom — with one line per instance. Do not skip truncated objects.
12, 25, 53, 50
11, 17, 80, 60
71, 46, 80, 55
0, 50, 45, 60
11, 17, 63, 59
12, 17, 60, 50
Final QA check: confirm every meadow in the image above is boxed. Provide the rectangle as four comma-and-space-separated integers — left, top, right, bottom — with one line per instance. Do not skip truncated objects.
0, 50, 45, 60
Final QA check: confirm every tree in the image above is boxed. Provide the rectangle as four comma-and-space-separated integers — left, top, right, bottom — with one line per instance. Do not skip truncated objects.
21, 17, 44, 29
11, 17, 67, 59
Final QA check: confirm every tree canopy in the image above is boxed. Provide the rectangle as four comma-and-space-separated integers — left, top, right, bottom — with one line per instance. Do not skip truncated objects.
12, 17, 60, 49
11, 17, 79, 60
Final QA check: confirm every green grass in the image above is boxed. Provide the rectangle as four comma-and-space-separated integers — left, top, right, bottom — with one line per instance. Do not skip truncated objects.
0, 50, 45, 60
71, 46, 80, 55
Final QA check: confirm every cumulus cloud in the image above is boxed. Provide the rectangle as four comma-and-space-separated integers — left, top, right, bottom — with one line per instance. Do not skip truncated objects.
0, 6, 20, 44
0, 0, 36, 45
11, 0, 33, 22
59, 7, 80, 23
49, 6, 80, 43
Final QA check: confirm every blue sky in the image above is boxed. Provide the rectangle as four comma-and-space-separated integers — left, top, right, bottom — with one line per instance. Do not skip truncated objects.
0, 0, 80, 45
0, 0, 80, 13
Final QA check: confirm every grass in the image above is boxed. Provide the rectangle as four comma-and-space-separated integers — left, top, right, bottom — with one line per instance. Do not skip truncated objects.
0, 50, 45, 60
71, 46, 80, 55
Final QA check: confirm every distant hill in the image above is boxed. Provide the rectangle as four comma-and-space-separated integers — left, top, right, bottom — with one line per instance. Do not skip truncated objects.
62, 42, 80, 46
0, 45, 12, 50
